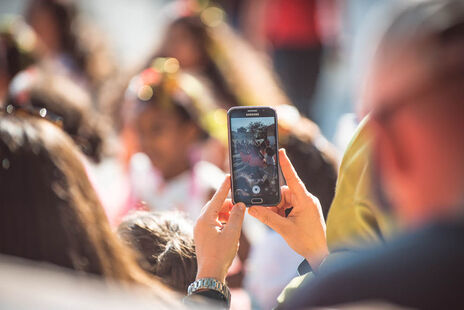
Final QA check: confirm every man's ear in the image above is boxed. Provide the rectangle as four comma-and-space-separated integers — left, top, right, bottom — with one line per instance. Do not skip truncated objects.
372, 120, 410, 190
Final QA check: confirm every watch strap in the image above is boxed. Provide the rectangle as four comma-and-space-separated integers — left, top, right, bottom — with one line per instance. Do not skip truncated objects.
187, 278, 231, 307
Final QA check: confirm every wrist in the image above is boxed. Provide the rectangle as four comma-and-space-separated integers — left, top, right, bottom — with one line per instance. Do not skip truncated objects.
304, 248, 329, 272
196, 264, 228, 283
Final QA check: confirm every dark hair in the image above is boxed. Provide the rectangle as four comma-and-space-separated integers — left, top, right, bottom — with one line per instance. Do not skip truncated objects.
0, 32, 35, 82
118, 211, 197, 293
127, 66, 212, 141
7, 71, 105, 162
139, 90, 193, 124
0, 115, 171, 293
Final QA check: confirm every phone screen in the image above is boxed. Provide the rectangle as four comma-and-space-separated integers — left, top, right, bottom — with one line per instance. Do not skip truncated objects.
228, 107, 280, 206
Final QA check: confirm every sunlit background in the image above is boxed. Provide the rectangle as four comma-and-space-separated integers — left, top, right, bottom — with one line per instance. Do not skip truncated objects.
0, 0, 388, 147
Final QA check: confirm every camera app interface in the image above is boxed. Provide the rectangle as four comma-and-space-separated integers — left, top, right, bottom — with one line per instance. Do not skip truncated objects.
230, 116, 279, 205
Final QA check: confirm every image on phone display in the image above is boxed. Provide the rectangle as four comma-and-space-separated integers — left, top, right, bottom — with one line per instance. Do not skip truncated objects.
229, 113, 280, 206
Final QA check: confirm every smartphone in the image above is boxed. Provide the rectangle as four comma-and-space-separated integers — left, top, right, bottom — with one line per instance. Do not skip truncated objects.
228, 106, 281, 207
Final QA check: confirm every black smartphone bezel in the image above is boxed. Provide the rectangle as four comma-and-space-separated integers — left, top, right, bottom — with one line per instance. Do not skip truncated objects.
227, 106, 281, 207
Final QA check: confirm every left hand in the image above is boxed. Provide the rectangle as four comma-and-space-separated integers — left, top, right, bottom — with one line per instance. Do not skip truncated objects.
194, 175, 246, 283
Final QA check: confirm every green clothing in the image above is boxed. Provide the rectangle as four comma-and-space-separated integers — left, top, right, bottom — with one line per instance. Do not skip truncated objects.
277, 116, 394, 306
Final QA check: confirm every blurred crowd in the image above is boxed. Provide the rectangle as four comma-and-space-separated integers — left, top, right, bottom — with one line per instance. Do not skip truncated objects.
1, 0, 464, 309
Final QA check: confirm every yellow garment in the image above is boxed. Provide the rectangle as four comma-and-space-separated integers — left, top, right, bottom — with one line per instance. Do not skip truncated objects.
276, 116, 394, 307
326, 116, 393, 250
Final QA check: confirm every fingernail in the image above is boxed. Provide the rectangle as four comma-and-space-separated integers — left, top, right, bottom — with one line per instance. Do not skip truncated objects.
237, 203, 245, 211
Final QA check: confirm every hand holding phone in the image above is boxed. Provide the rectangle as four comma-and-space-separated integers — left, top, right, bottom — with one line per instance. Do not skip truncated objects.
227, 107, 281, 207
248, 149, 329, 271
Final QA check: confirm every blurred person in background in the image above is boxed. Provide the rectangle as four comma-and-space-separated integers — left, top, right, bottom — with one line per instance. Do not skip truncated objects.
123, 59, 252, 302
122, 57, 225, 220
0, 16, 36, 105
25, 0, 115, 95
118, 211, 197, 293
0, 115, 182, 308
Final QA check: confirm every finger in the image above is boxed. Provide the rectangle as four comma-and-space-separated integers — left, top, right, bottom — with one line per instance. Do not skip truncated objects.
223, 203, 246, 236
248, 206, 288, 235
219, 199, 234, 213
218, 199, 234, 223
205, 175, 231, 217
279, 149, 307, 196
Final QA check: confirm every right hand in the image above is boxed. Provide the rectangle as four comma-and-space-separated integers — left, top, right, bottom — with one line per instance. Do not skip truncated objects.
248, 149, 329, 270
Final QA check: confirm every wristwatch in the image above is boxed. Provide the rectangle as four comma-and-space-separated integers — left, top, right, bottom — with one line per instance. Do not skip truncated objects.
187, 278, 231, 307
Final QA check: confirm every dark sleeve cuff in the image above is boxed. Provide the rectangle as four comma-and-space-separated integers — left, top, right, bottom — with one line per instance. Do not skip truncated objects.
297, 259, 312, 276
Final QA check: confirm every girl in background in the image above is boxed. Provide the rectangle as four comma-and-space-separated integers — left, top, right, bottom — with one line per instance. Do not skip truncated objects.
122, 57, 226, 221
123, 60, 251, 301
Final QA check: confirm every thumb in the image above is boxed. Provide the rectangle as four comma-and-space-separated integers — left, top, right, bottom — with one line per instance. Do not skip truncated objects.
248, 206, 288, 235
223, 203, 246, 236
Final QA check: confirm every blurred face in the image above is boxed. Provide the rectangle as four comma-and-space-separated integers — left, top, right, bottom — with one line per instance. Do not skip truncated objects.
135, 105, 200, 180
162, 24, 205, 69
365, 51, 464, 226
28, 7, 60, 55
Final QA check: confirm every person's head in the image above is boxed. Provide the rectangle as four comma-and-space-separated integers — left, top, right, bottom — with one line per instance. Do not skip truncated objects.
5, 69, 105, 162
364, 0, 464, 226
118, 211, 197, 292
0, 115, 157, 287
126, 58, 221, 180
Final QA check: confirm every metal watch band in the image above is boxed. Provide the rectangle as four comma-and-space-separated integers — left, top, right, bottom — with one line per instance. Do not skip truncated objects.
187, 278, 231, 304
